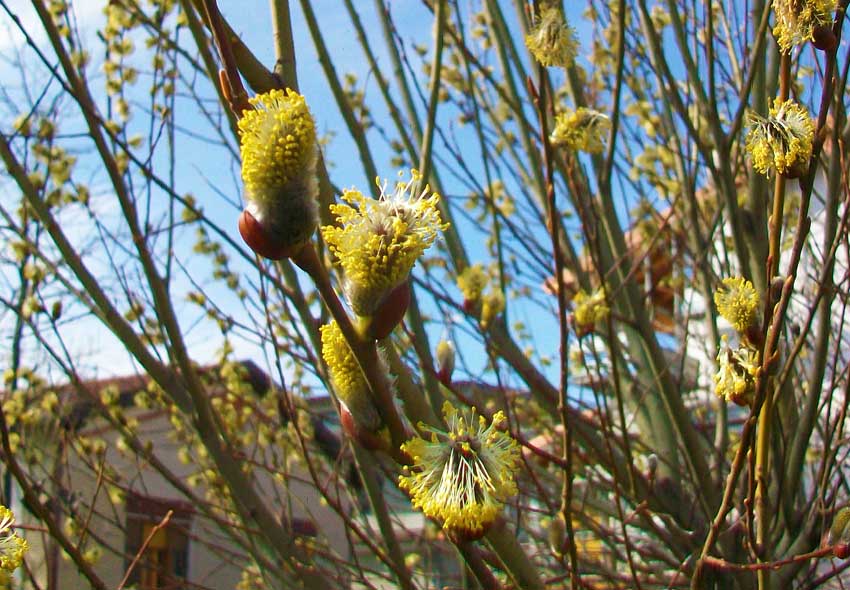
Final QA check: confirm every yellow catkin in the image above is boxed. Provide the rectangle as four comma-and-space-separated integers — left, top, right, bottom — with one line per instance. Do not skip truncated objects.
238, 89, 318, 243
320, 321, 381, 431
399, 402, 520, 539
525, 6, 578, 68
457, 264, 488, 302
480, 290, 505, 329
714, 336, 760, 406
746, 99, 814, 177
773, 0, 837, 53
322, 170, 448, 316
550, 108, 611, 154
714, 277, 759, 333
573, 287, 610, 332
0, 506, 27, 573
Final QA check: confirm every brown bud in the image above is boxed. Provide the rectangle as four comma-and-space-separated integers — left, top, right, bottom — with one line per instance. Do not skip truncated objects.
339, 403, 386, 451
744, 323, 763, 349
781, 160, 808, 179
770, 276, 785, 304
238, 208, 298, 260
218, 69, 233, 106
364, 281, 411, 340
813, 26, 838, 52
444, 520, 492, 543
730, 389, 754, 408
339, 404, 358, 439
435, 339, 456, 385
647, 453, 659, 486
218, 69, 250, 116
834, 543, 850, 559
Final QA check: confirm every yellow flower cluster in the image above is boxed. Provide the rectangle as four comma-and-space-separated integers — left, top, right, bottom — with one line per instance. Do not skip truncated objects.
773, 0, 837, 53
573, 288, 610, 333
550, 108, 611, 154
525, 6, 578, 68
239, 89, 316, 200
713, 278, 762, 405
746, 99, 814, 177
320, 321, 381, 431
714, 336, 760, 406
480, 291, 505, 329
0, 506, 27, 573
456, 264, 504, 328
322, 170, 448, 316
238, 89, 318, 242
714, 277, 759, 333
399, 402, 520, 539
457, 264, 488, 302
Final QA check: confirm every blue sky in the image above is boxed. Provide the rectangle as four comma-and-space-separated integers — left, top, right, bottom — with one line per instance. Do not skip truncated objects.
0, 1, 597, 389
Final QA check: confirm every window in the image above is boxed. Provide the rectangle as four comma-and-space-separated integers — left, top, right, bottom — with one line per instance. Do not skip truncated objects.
125, 494, 193, 590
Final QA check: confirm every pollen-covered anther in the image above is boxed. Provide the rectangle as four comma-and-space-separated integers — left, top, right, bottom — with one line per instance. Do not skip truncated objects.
320, 321, 383, 435
714, 277, 759, 334
525, 5, 579, 68
713, 336, 760, 407
399, 402, 521, 540
550, 108, 611, 154
480, 290, 505, 330
0, 506, 27, 573
322, 169, 448, 328
237, 89, 319, 258
773, 0, 837, 53
571, 287, 610, 336
746, 98, 814, 178
457, 264, 488, 313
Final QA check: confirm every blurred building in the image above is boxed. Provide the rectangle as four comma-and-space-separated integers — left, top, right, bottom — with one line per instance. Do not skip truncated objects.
12, 361, 352, 590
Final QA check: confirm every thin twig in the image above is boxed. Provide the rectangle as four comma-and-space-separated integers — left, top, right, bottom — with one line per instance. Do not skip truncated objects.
117, 510, 174, 590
